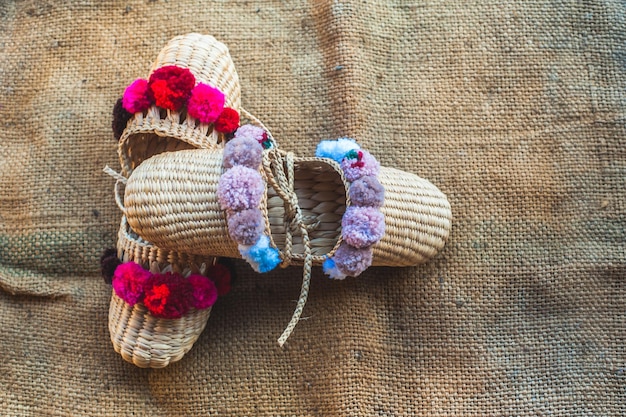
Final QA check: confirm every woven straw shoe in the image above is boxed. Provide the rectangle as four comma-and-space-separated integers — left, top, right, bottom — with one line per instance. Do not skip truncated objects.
122, 147, 452, 268
118, 33, 241, 176
109, 217, 215, 368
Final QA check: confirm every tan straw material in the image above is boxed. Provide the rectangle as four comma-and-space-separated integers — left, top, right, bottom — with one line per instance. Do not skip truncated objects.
108, 217, 214, 368
118, 33, 240, 176
122, 148, 452, 267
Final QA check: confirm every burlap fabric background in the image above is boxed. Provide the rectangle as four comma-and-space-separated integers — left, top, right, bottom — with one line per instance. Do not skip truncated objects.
1, 0, 624, 415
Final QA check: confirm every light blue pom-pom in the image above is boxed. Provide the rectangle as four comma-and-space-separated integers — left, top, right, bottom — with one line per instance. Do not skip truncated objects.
315, 138, 360, 162
239, 235, 281, 273
322, 257, 347, 280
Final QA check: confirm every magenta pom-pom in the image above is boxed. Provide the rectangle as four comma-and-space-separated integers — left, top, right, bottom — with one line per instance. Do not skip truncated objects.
122, 79, 152, 114
217, 165, 265, 212
333, 243, 373, 277
188, 275, 218, 309
187, 83, 225, 124
341, 206, 385, 248
111, 262, 152, 306
227, 208, 265, 245
223, 136, 263, 169
348, 176, 385, 207
340, 150, 380, 182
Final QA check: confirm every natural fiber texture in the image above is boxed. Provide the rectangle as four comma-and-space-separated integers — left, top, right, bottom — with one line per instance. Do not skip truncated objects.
110, 217, 214, 368
118, 33, 241, 175
1, 1, 625, 416
122, 148, 452, 266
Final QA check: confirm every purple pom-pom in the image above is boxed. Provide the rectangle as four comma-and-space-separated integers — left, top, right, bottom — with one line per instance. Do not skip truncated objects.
333, 243, 373, 277
348, 176, 385, 207
234, 124, 267, 143
223, 136, 263, 169
217, 166, 265, 212
227, 208, 265, 245
340, 150, 380, 182
341, 206, 385, 248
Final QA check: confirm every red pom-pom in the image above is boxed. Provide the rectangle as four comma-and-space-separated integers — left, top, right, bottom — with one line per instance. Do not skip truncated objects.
188, 275, 218, 309
214, 108, 240, 133
143, 272, 193, 319
207, 263, 232, 296
148, 66, 196, 111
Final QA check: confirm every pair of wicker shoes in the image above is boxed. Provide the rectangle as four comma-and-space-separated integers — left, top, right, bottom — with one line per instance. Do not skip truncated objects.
106, 33, 452, 368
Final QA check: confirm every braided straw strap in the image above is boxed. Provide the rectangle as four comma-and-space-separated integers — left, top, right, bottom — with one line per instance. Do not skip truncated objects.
108, 217, 215, 368
122, 148, 452, 266
118, 33, 241, 175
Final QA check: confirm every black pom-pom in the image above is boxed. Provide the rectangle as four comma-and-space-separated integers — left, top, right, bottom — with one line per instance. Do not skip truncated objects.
100, 248, 121, 285
112, 98, 133, 141
217, 257, 237, 288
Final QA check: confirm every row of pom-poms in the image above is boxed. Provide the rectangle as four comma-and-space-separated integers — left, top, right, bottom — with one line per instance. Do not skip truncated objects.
112, 65, 241, 140
101, 249, 232, 319
316, 139, 385, 280
216, 125, 281, 273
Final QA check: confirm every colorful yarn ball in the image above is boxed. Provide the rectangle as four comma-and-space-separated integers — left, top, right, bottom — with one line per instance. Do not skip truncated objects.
348, 176, 385, 208
187, 274, 218, 310
340, 150, 380, 182
214, 107, 240, 133
207, 263, 233, 296
322, 257, 347, 280
223, 136, 263, 169
217, 165, 265, 212
187, 82, 225, 124
239, 235, 281, 273
112, 262, 152, 306
315, 138, 360, 162
143, 272, 192, 319
122, 79, 152, 114
234, 124, 267, 143
332, 243, 373, 277
227, 208, 265, 245
341, 206, 385, 248
148, 65, 196, 111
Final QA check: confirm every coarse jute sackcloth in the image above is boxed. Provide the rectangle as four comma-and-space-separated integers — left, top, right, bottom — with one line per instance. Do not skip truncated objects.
1, 1, 624, 415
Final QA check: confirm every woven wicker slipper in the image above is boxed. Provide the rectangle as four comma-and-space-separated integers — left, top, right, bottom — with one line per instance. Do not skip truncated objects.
122, 148, 451, 267
117, 138, 451, 345
108, 216, 218, 368
116, 33, 241, 176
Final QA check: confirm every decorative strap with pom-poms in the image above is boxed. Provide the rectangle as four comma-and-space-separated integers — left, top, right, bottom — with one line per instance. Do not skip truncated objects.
110, 261, 231, 319
217, 124, 281, 273
114, 65, 240, 140
317, 139, 385, 280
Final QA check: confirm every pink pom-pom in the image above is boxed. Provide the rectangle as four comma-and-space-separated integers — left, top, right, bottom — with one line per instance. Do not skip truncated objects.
228, 208, 265, 245
333, 243, 373, 277
234, 124, 267, 144
340, 150, 380, 182
122, 79, 152, 114
217, 166, 265, 212
111, 262, 152, 306
223, 136, 263, 169
348, 176, 385, 207
341, 206, 385, 248
187, 83, 225, 124
188, 275, 218, 309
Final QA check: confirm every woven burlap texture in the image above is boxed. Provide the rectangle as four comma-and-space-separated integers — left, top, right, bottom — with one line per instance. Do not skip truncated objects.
1, 1, 624, 415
